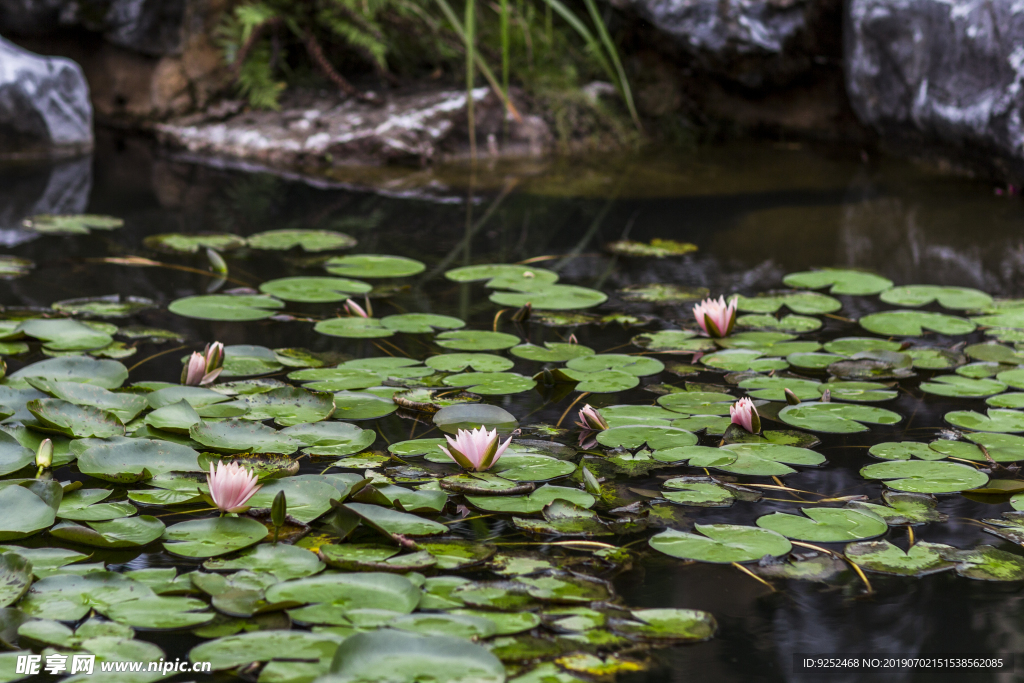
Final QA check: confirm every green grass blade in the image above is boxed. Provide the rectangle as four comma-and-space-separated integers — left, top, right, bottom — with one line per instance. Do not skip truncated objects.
582, 0, 642, 131
465, 0, 476, 159
537, 0, 616, 84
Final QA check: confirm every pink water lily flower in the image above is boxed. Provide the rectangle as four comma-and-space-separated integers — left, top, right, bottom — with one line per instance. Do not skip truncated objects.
207, 461, 261, 514
182, 342, 224, 386
439, 426, 512, 471
730, 397, 761, 434
693, 296, 737, 338
576, 404, 609, 431
344, 298, 370, 318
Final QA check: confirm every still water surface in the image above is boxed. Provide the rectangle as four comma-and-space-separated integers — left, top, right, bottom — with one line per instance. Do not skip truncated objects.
2, 134, 1024, 682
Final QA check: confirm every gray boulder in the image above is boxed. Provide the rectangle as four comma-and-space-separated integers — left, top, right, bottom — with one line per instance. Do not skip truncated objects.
846, 0, 1024, 177
0, 37, 93, 157
624, 0, 840, 88
103, 0, 185, 56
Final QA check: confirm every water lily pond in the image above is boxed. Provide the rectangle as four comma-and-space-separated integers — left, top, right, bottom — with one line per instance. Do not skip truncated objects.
1, 136, 1024, 683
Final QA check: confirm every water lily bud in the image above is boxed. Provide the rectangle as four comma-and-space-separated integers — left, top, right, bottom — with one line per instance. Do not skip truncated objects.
344, 298, 369, 318
205, 341, 225, 373
730, 397, 761, 434
784, 388, 801, 405
35, 438, 53, 470
206, 247, 228, 275
182, 352, 206, 386
821, 389, 832, 402
272, 490, 287, 529
693, 296, 737, 338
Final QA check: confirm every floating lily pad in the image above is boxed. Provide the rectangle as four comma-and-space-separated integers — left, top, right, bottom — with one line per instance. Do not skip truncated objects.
325, 254, 425, 278
783, 269, 893, 296
844, 540, 955, 576
189, 630, 343, 670
25, 213, 124, 234
381, 314, 465, 334
27, 399, 124, 438
168, 295, 283, 321
920, 376, 1007, 398
248, 229, 356, 251
343, 502, 447, 536
52, 295, 156, 319
190, 419, 299, 454
860, 460, 989, 493
50, 516, 165, 549
734, 291, 841, 315
19, 319, 112, 351
880, 285, 993, 310
662, 478, 737, 507
425, 353, 513, 373
649, 524, 792, 563
0, 255, 33, 278
511, 343, 595, 362
325, 630, 504, 683
220, 345, 285, 377
630, 330, 715, 353
259, 277, 371, 303
333, 391, 397, 420
434, 404, 517, 432
0, 553, 31, 607
467, 485, 595, 514
443, 372, 536, 395
738, 376, 820, 401
596, 425, 697, 450
714, 443, 826, 476
490, 284, 607, 310
756, 508, 887, 542
78, 438, 200, 483
819, 381, 897, 402
945, 545, 1024, 581
435, 330, 520, 351
945, 409, 1024, 433
701, 349, 788, 373
778, 402, 901, 433
868, 442, 947, 461
163, 517, 268, 558
736, 314, 821, 334
618, 283, 708, 303
239, 386, 335, 427
859, 310, 976, 337
847, 491, 948, 525
280, 421, 375, 456
144, 233, 246, 253
445, 264, 560, 288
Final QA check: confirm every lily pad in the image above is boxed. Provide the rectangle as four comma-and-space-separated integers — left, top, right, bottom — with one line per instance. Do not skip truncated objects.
425, 353, 514, 373
168, 295, 283, 321
323, 630, 504, 683
247, 229, 356, 251
163, 517, 268, 558
445, 264, 560, 288
25, 213, 123, 234
844, 540, 955, 576
859, 310, 976, 337
324, 254, 425, 278
596, 425, 697, 450
756, 508, 887, 542
783, 268, 893, 296
333, 391, 397, 420
435, 330, 520, 351
945, 409, 1024, 433
144, 232, 246, 253
734, 291, 841, 315
860, 460, 989, 493
920, 375, 1007, 398
190, 419, 299, 454
511, 343, 595, 362
77, 439, 200, 483
778, 402, 901, 433
490, 284, 607, 310
49, 516, 165, 549
443, 372, 536, 395
259, 277, 371, 303
880, 285, 992, 310
649, 524, 792, 563
736, 314, 821, 334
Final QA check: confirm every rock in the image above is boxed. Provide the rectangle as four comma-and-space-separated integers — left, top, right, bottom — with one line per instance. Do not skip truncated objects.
0, 0, 71, 37
103, 0, 186, 56
0, 37, 93, 157
846, 0, 1024, 179
624, 0, 841, 88
156, 87, 552, 168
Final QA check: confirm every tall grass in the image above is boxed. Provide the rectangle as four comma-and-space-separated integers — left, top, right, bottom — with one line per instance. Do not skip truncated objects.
465, 0, 476, 159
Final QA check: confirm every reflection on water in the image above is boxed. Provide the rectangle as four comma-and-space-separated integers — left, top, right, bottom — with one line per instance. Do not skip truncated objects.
3, 132, 1024, 682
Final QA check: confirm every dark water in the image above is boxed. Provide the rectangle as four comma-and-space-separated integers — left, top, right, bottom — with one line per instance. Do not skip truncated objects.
3, 132, 1024, 682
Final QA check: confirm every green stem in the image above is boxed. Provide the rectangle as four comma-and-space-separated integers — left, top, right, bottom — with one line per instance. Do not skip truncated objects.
465, 0, 476, 162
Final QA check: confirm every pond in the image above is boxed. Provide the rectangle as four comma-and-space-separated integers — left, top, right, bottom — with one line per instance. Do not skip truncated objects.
0, 132, 1023, 683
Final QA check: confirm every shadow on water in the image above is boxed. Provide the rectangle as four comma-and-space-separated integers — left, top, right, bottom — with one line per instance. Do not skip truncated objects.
2, 130, 1024, 682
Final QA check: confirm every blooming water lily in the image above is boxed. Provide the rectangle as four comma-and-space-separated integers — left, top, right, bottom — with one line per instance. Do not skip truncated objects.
439, 426, 512, 471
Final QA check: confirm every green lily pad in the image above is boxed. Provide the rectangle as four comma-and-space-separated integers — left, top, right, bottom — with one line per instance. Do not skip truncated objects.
343, 502, 447, 536
433, 404, 517, 431
662, 478, 737, 507
630, 330, 715, 353
906, 347, 966, 370
467, 485, 595, 514
0, 553, 31, 607
29, 380, 147, 422
488, 454, 576, 482
735, 291, 841, 315
819, 381, 897, 402
868, 442, 948, 461
77, 438, 200, 483
314, 317, 392, 339
248, 229, 356, 251
435, 330, 520, 351
57, 489, 135, 521
442, 372, 536, 395
988, 393, 1024, 409
783, 268, 893, 295
859, 310, 976, 336
144, 232, 246, 253
596, 425, 697, 450
945, 409, 1024, 433
860, 460, 989, 493
756, 508, 887, 542
219, 345, 285, 377
19, 319, 112, 351
333, 391, 397, 420
379, 314, 465, 334
510, 343, 595, 362
713, 443, 826, 476
190, 419, 299, 454
248, 477, 345, 523
51, 294, 156, 319
279, 422, 375, 456
0, 433, 33, 477
425, 353, 513, 373
325, 254, 425, 278
786, 352, 846, 370
844, 540, 955, 576
189, 630, 343, 670
0, 255, 32, 278
259, 277, 371, 303
700, 349, 788, 373
19, 571, 149, 621
996, 367, 1024, 389
490, 284, 607, 310
203, 543, 325, 581
880, 285, 993, 310
238, 386, 335, 427
944, 545, 1024, 581
168, 295, 283, 321
27, 399, 124, 438
558, 369, 639, 393
778, 402, 901, 433
649, 524, 792, 563
25, 213, 123, 234
323, 630, 504, 683
847, 491, 948, 525
49, 516, 165, 549
738, 377, 820, 401
920, 376, 1007, 398
736, 314, 821, 334
445, 264, 560, 288
163, 517, 268, 558
566, 354, 663, 377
